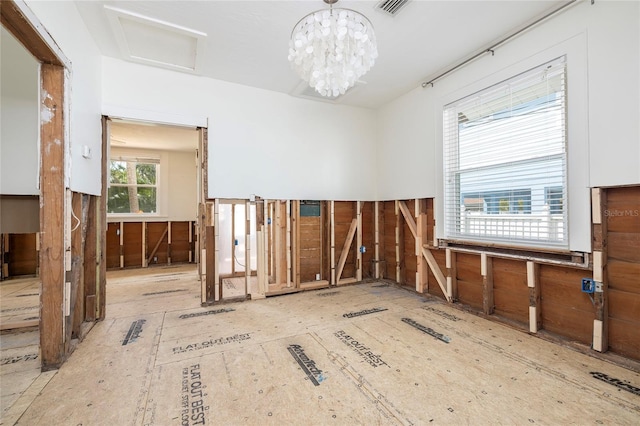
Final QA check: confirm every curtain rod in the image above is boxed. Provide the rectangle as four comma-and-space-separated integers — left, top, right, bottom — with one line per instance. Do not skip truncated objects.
421, 0, 581, 88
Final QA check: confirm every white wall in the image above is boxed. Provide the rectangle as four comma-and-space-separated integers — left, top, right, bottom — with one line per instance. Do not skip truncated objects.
101, 57, 378, 201
25, 0, 103, 196
108, 147, 197, 222
1, 27, 39, 195
375, 0, 640, 253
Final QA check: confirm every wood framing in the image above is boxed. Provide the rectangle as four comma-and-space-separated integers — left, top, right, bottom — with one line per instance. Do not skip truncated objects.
481, 253, 494, 315
527, 261, 541, 333
39, 63, 66, 370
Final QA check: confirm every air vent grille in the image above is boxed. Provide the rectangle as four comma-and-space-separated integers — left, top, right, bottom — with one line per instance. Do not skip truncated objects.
376, 0, 411, 16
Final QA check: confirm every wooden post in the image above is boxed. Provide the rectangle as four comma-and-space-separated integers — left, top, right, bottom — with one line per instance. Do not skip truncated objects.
1, 234, 9, 279
527, 261, 541, 333
416, 199, 428, 294
68, 192, 85, 345
374, 201, 380, 279
245, 201, 251, 296
292, 200, 300, 288
330, 201, 336, 285
167, 221, 172, 265
592, 188, 608, 352
212, 200, 219, 302
141, 221, 147, 268
97, 116, 108, 320
286, 200, 292, 288
481, 253, 494, 315
356, 201, 363, 282
188, 220, 193, 263
395, 201, 401, 283
84, 196, 97, 322
39, 64, 66, 370
446, 248, 457, 301
119, 220, 124, 269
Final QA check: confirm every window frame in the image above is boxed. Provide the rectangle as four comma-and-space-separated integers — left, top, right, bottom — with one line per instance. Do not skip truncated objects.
442, 57, 569, 250
107, 156, 161, 217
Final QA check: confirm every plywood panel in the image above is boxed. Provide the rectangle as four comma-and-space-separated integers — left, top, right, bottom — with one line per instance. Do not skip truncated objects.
402, 219, 416, 287
607, 259, 640, 293
456, 253, 481, 284
7, 233, 37, 276
123, 222, 142, 268
146, 222, 168, 266
299, 216, 321, 283
334, 202, 356, 280
455, 253, 482, 309
605, 187, 640, 234
607, 232, 640, 263
383, 202, 396, 280
170, 221, 191, 263
604, 186, 640, 361
106, 223, 120, 269
608, 317, 640, 360
361, 202, 374, 278
492, 258, 528, 325
540, 265, 594, 344
457, 279, 483, 310
608, 289, 640, 323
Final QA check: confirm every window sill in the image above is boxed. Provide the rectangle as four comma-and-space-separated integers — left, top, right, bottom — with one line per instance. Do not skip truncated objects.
436, 240, 590, 269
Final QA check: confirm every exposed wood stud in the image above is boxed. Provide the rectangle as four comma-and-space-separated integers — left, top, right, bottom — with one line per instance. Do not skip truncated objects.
395, 201, 401, 283
39, 63, 66, 370
286, 200, 292, 288
445, 248, 457, 301
356, 201, 363, 282
527, 261, 541, 333
119, 221, 124, 269
83, 196, 97, 322
167, 222, 172, 265
481, 253, 494, 315
141, 221, 146, 268
592, 188, 608, 353
330, 201, 336, 285
213, 200, 220, 302
374, 201, 380, 279
245, 201, 251, 297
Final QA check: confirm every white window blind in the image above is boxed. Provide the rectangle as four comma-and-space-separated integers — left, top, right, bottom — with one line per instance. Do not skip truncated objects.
443, 57, 568, 249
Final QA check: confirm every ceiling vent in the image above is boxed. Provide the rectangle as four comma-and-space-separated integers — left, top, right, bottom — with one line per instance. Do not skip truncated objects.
104, 5, 206, 74
376, 0, 411, 17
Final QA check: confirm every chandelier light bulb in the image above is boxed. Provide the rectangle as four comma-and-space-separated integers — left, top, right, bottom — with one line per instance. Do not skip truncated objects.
288, 0, 378, 97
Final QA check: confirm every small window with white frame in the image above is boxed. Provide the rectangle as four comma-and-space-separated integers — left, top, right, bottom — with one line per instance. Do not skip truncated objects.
107, 157, 159, 215
443, 57, 568, 249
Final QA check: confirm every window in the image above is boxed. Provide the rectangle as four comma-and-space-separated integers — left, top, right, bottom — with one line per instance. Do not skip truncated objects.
108, 158, 159, 214
443, 57, 567, 248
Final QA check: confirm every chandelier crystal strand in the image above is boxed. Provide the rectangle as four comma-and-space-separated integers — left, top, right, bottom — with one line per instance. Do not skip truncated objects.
288, 2, 378, 97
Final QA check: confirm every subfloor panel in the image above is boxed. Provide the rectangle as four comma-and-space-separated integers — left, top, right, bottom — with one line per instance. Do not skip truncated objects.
4, 266, 640, 425
0, 277, 40, 325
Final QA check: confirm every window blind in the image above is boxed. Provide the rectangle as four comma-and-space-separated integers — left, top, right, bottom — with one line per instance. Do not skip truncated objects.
443, 57, 568, 248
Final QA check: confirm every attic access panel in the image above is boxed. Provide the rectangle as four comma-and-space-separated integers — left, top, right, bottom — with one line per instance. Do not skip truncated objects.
105, 5, 206, 73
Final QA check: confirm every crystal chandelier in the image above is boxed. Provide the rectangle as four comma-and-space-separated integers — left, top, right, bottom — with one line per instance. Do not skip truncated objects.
288, 0, 378, 97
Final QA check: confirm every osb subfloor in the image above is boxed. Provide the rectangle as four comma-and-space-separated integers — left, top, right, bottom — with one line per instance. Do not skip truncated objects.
0, 277, 40, 325
2, 265, 640, 425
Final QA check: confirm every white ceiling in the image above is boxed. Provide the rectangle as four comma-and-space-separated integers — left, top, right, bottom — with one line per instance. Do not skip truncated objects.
110, 119, 199, 151
76, 0, 570, 109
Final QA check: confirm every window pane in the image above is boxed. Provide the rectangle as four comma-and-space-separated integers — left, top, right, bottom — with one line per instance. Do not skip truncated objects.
107, 186, 131, 213
137, 187, 157, 213
109, 161, 128, 184
136, 163, 157, 185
